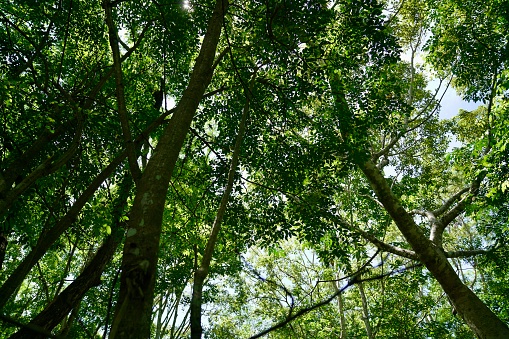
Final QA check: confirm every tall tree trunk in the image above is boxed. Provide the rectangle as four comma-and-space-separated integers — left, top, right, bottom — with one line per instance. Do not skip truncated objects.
108, 1, 228, 338
190, 71, 253, 339
0, 231, 7, 271
8, 174, 132, 339
358, 280, 374, 339
331, 277, 346, 339
359, 159, 509, 339
8, 229, 123, 339
0, 154, 124, 309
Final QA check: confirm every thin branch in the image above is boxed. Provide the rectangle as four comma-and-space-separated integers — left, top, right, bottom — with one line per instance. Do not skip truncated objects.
249, 263, 422, 339
428, 187, 470, 246
383, 0, 406, 27
212, 47, 230, 72
432, 187, 470, 217
445, 249, 490, 258
331, 215, 418, 260
372, 76, 451, 161
190, 69, 255, 339
357, 229, 418, 260
86, 22, 152, 106
439, 184, 477, 227
0, 314, 65, 339
359, 193, 385, 209
103, 0, 142, 183
57, 0, 72, 82
0, 11, 56, 77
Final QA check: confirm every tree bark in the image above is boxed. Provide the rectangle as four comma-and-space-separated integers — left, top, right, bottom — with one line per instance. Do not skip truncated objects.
331, 270, 346, 339
190, 70, 253, 339
0, 154, 124, 309
108, 1, 228, 338
0, 231, 7, 271
8, 174, 132, 339
358, 280, 374, 339
8, 230, 122, 339
103, 0, 142, 184
359, 159, 509, 339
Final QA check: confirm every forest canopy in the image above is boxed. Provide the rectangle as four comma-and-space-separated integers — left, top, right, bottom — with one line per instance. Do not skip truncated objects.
1, 0, 508, 338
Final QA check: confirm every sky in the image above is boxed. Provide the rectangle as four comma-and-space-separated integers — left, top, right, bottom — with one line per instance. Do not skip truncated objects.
401, 48, 481, 120
428, 79, 481, 120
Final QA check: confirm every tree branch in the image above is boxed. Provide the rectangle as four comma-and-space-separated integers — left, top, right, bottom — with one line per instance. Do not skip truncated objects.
332, 216, 418, 260
432, 187, 470, 217
190, 70, 254, 338
428, 187, 469, 246
0, 314, 64, 339
445, 249, 490, 258
103, 0, 142, 184
249, 263, 422, 339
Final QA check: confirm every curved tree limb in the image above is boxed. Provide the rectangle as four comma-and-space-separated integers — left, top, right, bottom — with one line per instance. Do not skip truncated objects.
432, 187, 470, 217
359, 158, 509, 338
332, 215, 419, 260
249, 262, 422, 339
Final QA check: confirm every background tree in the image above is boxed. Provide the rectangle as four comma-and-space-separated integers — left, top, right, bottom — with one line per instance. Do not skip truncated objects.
1, 0, 508, 338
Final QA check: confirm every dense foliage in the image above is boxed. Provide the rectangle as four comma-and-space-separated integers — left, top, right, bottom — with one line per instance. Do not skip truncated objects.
1, 0, 508, 338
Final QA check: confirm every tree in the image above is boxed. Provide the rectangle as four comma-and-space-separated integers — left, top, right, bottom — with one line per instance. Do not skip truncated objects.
107, 0, 227, 337
1, 0, 508, 338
